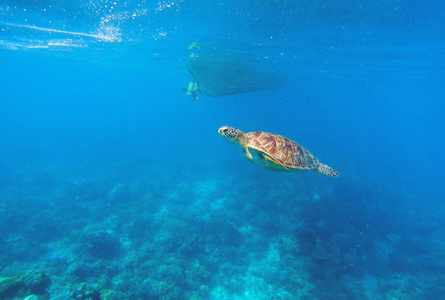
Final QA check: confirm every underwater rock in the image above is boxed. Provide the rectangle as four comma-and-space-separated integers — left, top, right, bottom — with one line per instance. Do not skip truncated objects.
263, 266, 280, 285
197, 284, 211, 298
278, 235, 299, 255
250, 211, 281, 236
83, 230, 122, 259
338, 275, 366, 299
154, 217, 196, 254
223, 274, 245, 294
0, 276, 25, 298
100, 289, 126, 300
66, 262, 94, 280
139, 259, 160, 271
71, 282, 101, 300
198, 217, 244, 248
186, 264, 211, 289
311, 248, 329, 261
129, 215, 157, 243
150, 264, 185, 286
135, 278, 184, 300
108, 183, 130, 203
218, 263, 240, 279
23, 270, 51, 295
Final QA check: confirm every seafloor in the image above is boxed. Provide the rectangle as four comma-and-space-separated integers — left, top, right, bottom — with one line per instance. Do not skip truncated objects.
0, 161, 444, 300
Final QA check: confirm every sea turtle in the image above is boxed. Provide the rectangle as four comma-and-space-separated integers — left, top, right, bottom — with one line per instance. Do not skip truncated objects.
218, 126, 339, 177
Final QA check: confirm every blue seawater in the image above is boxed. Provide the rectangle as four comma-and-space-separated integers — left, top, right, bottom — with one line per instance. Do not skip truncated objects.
0, 1, 444, 299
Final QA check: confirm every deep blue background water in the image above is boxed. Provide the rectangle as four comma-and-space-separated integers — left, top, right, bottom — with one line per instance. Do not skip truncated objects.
1, 0, 445, 299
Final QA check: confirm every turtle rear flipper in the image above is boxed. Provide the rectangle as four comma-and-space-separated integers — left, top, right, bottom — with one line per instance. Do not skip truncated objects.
315, 163, 339, 177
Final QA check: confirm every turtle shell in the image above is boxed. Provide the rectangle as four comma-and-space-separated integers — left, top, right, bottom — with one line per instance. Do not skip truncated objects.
246, 131, 319, 170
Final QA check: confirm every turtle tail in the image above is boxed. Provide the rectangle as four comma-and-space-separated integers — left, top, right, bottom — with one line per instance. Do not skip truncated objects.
315, 163, 339, 177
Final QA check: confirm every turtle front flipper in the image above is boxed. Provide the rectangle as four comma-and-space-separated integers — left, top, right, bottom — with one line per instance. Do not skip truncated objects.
263, 154, 289, 171
245, 146, 253, 160
315, 163, 339, 177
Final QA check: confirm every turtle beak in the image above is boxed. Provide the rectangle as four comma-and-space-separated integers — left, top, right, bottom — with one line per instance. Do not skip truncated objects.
218, 126, 227, 136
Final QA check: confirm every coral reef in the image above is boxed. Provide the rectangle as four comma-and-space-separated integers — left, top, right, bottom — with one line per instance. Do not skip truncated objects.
23, 270, 51, 295
1, 165, 443, 299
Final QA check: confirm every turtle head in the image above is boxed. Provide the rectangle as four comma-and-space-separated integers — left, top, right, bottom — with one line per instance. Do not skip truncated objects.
218, 126, 241, 144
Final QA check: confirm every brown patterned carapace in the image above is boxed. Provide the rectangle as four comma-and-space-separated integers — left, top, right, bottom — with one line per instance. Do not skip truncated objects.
246, 131, 319, 170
